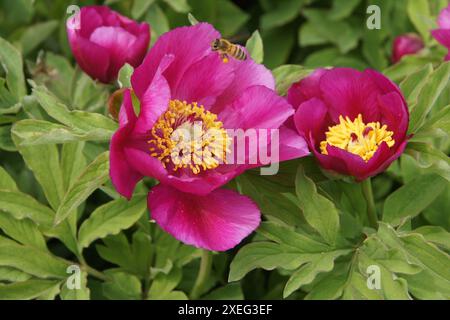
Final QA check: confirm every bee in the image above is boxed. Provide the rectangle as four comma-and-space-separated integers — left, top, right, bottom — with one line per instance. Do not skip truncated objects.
211, 38, 247, 63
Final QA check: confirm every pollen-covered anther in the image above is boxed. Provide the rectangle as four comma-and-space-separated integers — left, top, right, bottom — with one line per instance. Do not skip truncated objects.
320, 114, 395, 162
148, 100, 231, 174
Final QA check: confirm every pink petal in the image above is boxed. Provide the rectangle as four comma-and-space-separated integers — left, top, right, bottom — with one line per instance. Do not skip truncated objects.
172, 53, 234, 107
377, 92, 408, 142
110, 90, 143, 199
293, 97, 331, 148
278, 126, 310, 161
287, 68, 326, 109
67, 32, 111, 83
319, 68, 381, 123
219, 85, 293, 130
148, 185, 260, 251
134, 54, 173, 134
127, 23, 150, 67
438, 5, 450, 29
211, 57, 275, 114
431, 29, 450, 47
131, 23, 220, 99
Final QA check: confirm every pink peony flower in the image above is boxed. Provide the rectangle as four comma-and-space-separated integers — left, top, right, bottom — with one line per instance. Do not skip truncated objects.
392, 33, 424, 63
67, 6, 150, 83
289, 68, 409, 181
110, 23, 309, 251
431, 4, 450, 61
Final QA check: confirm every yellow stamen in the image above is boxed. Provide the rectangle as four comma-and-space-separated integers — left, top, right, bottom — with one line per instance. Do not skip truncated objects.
320, 114, 395, 162
148, 100, 231, 174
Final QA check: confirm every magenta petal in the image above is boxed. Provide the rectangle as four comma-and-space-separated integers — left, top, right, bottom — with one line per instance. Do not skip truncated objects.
148, 185, 260, 251
219, 85, 293, 130
211, 58, 275, 114
134, 54, 173, 134
438, 6, 450, 29
326, 145, 368, 180
377, 92, 408, 141
173, 53, 234, 107
319, 68, 380, 123
131, 23, 220, 99
293, 97, 330, 147
278, 126, 310, 161
110, 90, 142, 199
127, 23, 150, 67
67, 33, 111, 83
431, 29, 450, 47
287, 68, 326, 109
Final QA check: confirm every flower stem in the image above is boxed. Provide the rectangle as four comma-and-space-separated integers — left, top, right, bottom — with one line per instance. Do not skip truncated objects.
190, 250, 213, 300
361, 178, 378, 230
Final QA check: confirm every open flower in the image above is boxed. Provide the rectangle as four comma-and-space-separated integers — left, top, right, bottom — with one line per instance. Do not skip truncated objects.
431, 4, 450, 61
289, 68, 409, 181
392, 33, 424, 63
110, 23, 308, 251
67, 6, 150, 83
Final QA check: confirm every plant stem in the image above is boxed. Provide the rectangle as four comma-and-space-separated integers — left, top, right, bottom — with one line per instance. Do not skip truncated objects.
361, 178, 378, 229
190, 250, 213, 300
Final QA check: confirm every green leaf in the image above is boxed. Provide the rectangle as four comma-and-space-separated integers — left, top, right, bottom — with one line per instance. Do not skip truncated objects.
12, 132, 65, 210
0, 236, 68, 279
328, 0, 362, 20
295, 167, 340, 245
163, 0, 190, 13
32, 85, 117, 138
413, 226, 450, 251
399, 63, 433, 107
0, 213, 47, 250
383, 173, 447, 225
61, 142, 86, 191
0, 279, 61, 300
0, 165, 17, 191
12, 119, 114, 145
148, 267, 182, 299
78, 196, 147, 249
131, 0, 156, 19
0, 266, 31, 282
202, 283, 243, 300
187, 13, 199, 25
0, 36, 26, 100
229, 242, 305, 282
409, 62, 450, 133
407, 0, 432, 42
145, 4, 170, 46
60, 269, 90, 300
245, 30, 263, 64
283, 249, 349, 298
272, 64, 311, 96
102, 272, 142, 300
0, 190, 54, 226
54, 151, 110, 225
19, 20, 58, 55
117, 63, 133, 89
260, 0, 304, 30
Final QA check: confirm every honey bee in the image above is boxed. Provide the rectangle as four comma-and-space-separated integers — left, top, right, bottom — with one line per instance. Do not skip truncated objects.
211, 38, 247, 63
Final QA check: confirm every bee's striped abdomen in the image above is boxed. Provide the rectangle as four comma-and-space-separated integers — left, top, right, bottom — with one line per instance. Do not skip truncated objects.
231, 45, 247, 61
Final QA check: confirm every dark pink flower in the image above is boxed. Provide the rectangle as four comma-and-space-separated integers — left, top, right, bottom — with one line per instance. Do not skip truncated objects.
289, 68, 409, 181
110, 23, 309, 251
431, 4, 450, 61
392, 33, 424, 63
67, 6, 150, 83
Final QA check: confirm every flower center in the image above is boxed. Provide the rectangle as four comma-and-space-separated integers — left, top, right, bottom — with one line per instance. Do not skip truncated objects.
148, 100, 230, 174
320, 114, 395, 162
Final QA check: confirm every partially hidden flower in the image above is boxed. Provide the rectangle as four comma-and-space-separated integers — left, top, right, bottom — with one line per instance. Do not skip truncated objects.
110, 23, 309, 251
392, 33, 424, 63
67, 6, 150, 83
289, 68, 409, 181
431, 4, 450, 61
